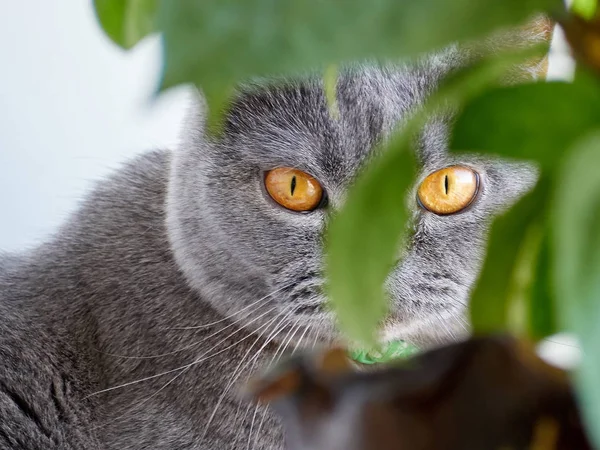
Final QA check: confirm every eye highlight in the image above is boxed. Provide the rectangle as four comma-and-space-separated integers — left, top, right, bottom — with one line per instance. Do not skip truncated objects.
417, 166, 479, 215
265, 168, 323, 212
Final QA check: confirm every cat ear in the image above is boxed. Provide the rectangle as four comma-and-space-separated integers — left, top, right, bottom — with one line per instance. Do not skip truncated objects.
177, 86, 213, 156
466, 15, 555, 82
505, 15, 555, 81
184, 87, 208, 132
523, 16, 555, 80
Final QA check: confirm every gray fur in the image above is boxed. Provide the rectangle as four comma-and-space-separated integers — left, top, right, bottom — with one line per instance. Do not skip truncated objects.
0, 54, 537, 449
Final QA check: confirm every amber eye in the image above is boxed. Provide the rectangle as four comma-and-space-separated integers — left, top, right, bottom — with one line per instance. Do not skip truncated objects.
417, 166, 479, 215
265, 168, 324, 212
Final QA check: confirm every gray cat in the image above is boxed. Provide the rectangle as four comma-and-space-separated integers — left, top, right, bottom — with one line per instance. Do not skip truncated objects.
0, 35, 547, 449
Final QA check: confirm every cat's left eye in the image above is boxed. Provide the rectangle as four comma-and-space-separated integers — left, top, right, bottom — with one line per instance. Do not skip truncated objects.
264, 168, 323, 212
417, 166, 479, 215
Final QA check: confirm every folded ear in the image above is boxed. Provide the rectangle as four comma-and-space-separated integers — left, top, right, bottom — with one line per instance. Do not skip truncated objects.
508, 15, 555, 81
181, 86, 208, 136
466, 15, 555, 82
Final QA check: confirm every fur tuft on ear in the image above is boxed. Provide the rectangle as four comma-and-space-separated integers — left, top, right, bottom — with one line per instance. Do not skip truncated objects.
466, 15, 555, 82
176, 86, 212, 157
183, 86, 208, 132
507, 15, 555, 80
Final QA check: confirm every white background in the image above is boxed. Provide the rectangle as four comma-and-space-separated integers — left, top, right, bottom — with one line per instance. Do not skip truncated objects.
0, 0, 190, 252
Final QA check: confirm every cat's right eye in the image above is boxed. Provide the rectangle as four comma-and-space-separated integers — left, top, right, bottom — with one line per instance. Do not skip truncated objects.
264, 168, 324, 212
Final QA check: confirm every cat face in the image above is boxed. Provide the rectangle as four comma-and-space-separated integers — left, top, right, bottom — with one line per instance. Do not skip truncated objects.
167, 56, 537, 349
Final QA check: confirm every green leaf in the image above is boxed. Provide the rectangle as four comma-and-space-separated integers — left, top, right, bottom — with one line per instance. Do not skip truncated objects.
572, 0, 598, 19
326, 54, 535, 346
451, 73, 600, 169
469, 178, 549, 336
553, 131, 600, 448
527, 233, 558, 340
158, 0, 561, 125
93, 0, 157, 49
349, 340, 419, 365
326, 130, 416, 347
324, 65, 340, 119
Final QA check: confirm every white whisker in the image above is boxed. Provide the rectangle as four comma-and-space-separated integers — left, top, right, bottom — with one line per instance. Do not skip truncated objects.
232, 314, 299, 436
310, 316, 327, 350
246, 404, 263, 450
544, 338, 581, 349
86, 305, 278, 398
250, 319, 303, 450
199, 307, 296, 446
291, 323, 311, 355
232, 354, 261, 447
92, 310, 282, 430
433, 310, 457, 341
96, 285, 291, 360
453, 315, 470, 334
171, 284, 291, 331
233, 386, 259, 447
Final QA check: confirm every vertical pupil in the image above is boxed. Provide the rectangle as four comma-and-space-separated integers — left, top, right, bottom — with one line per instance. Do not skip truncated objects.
290, 175, 297, 196
444, 175, 449, 195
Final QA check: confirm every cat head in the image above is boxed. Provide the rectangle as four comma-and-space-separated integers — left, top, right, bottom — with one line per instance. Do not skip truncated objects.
167, 23, 550, 349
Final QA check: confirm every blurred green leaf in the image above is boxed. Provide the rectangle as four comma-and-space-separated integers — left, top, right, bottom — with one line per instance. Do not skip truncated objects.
327, 130, 416, 347
158, 0, 560, 126
572, 0, 598, 20
93, 0, 157, 49
469, 179, 549, 336
327, 53, 536, 346
451, 74, 600, 168
553, 131, 600, 448
528, 233, 558, 340
324, 65, 340, 119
